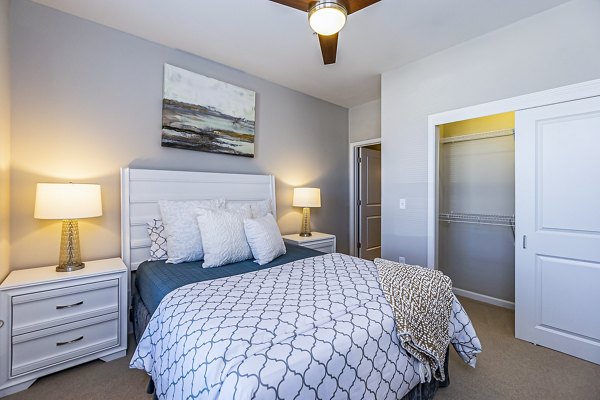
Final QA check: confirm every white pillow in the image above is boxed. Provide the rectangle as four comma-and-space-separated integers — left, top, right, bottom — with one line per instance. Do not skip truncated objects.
158, 199, 224, 264
196, 205, 253, 268
225, 199, 272, 219
249, 199, 272, 219
244, 214, 286, 265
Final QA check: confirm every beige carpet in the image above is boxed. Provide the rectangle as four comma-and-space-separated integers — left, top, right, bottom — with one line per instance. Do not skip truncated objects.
5, 334, 152, 400
6, 297, 600, 400
437, 297, 600, 400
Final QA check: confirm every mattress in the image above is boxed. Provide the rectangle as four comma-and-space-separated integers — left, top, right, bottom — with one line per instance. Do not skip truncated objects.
135, 243, 323, 316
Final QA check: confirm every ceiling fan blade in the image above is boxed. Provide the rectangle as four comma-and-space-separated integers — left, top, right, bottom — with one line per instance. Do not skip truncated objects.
269, 0, 312, 12
346, 0, 380, 14
318, 33, 338, 65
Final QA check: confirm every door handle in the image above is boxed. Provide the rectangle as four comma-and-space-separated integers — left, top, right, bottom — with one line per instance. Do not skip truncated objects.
522, 235, 527, 249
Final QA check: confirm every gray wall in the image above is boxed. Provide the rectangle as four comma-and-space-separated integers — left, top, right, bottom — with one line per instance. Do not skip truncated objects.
9, 0, 349, 269
0, 0, 10, 280
349, 99, 381, 143
381, 0, 600, 266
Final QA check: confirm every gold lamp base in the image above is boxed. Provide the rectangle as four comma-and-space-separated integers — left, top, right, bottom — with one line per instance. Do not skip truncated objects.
57, 219, 85, 272
56, 262, 85, 273
299, 207, 312, 237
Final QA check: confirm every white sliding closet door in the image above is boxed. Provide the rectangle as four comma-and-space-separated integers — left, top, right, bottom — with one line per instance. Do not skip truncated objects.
515, 96, 600, 364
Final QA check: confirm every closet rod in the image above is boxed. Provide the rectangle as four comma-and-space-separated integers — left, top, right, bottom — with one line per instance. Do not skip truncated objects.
440, 128, 514, 144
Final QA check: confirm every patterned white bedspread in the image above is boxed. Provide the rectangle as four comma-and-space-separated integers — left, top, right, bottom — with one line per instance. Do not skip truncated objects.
131, 254, 481, 400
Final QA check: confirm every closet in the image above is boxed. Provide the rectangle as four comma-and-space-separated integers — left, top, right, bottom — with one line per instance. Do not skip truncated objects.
437, 112, 515, 305
431, 89, 600, 365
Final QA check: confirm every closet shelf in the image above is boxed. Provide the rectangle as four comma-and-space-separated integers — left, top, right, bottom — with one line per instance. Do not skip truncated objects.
440, 128, 514, 144
439, 212, 515, 227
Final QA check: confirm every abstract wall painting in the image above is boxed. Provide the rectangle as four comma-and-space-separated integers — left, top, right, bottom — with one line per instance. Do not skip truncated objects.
161, 64, 256, 157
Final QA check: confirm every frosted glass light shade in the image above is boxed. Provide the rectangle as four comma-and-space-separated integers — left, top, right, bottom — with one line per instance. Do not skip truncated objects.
34, 183, 103, 220
293, 188, 321, 208
308, 2, 347, 36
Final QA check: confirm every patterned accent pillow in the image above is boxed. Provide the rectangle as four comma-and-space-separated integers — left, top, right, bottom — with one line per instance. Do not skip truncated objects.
225, 199, 273, 219
196, 205, 253, 268
158, 199, 225, 264
146, 219, 168, 261
244, 213, 286, 265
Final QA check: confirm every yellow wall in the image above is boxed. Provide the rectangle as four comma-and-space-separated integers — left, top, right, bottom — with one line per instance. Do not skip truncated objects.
0, 0, 10, 281
440, 112, 515, 138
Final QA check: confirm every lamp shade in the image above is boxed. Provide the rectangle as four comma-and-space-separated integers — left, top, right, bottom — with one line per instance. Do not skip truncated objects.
293, 187, 321, 208
34, 183, 102, 220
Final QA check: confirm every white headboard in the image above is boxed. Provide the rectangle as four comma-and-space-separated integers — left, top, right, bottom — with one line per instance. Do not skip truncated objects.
120, 168, 276, 271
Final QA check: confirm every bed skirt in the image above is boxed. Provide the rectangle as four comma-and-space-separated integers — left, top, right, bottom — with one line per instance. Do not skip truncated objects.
132, 289, 152, 345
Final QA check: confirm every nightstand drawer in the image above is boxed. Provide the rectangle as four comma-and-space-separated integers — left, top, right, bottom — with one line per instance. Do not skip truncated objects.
11, 312, 119, 377
12, 279, 119, 335
305, 242, 335, 253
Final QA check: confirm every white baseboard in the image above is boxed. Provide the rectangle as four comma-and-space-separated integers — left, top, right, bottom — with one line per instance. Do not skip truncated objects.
453, 287, 515, 310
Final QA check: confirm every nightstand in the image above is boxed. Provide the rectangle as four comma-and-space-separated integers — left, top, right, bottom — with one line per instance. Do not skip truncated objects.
0, 258, 128, 397
282, 232, 336, 254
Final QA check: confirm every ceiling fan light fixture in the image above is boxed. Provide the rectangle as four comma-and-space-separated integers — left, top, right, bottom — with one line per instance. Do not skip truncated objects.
308, 1, 347, 36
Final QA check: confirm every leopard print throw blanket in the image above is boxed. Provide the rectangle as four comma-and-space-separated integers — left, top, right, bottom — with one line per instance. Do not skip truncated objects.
375, 258, 453, 382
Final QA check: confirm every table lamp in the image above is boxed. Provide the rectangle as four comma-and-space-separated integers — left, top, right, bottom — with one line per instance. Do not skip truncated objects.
293, 187, 321, 237
34, 183, 103, 272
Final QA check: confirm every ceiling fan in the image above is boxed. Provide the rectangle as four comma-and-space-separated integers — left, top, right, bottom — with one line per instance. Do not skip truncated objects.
270, 0, 381, 65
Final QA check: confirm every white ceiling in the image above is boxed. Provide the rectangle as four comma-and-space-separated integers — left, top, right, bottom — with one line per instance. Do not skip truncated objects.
31, 0, 571, 108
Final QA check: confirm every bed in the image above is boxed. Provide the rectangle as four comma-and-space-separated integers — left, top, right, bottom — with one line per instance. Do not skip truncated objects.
121, 168, 480, 400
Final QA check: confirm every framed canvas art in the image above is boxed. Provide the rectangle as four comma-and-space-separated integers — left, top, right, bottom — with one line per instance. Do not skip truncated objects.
161, 64, 256, 157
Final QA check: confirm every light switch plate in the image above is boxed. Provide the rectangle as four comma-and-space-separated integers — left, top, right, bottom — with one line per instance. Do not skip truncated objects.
399, 199, 406, 209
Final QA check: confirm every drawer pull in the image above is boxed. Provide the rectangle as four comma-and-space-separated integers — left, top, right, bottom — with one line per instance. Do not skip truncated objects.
0, 320, 4, 328
56, 336, 84, 346
56, 301, 84, 310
